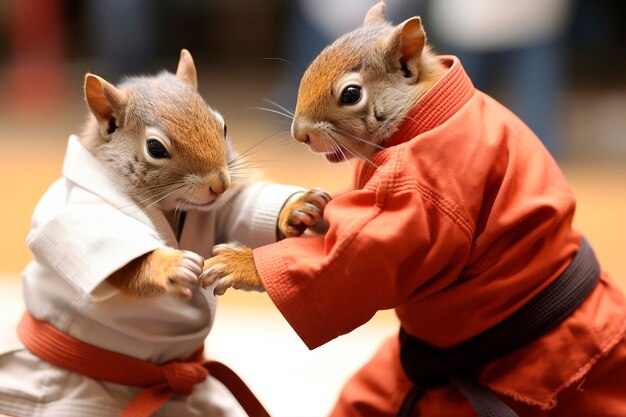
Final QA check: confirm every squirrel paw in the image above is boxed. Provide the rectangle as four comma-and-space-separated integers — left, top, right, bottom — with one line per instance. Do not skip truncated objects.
155, 248, 204, 298
278, 188, 331, 238
200, 242, 263, 295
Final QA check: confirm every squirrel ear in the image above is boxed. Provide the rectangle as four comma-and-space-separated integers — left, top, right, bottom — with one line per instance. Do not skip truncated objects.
364, 1, 387, 25
176, 49, 198, 89
84, 73, 126, 127
385, 17, 425, 83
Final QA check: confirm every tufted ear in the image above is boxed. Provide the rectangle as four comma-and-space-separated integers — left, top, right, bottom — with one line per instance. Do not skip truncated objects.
384, 17, 426, 83
363, 1, 388, 25
84, 73, 127, 134
176, 49, 198, 89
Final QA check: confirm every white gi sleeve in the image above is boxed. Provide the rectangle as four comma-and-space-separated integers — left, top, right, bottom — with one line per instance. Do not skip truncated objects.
215, 181, 304, 248
27, 183, 165, 295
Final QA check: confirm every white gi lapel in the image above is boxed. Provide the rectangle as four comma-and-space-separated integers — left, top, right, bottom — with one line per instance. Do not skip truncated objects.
61, 135, 177, 247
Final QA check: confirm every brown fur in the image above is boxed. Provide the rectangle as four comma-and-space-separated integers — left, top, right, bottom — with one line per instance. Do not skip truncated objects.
201, 2, 450, 295
82, 50, 230, 298
201, 242, 260, 295
82, 72, 230, 205
277, 188, 331, 238
292, 3, 448, 162
81, 50, 329, 298
108, 248, 202, 298
201, 188, 331, 294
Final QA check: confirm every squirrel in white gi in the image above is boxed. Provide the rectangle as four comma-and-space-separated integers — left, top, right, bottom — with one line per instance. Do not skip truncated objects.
83, 49, 330, 298
200, 3, 446, 292
0, 49, 330, 417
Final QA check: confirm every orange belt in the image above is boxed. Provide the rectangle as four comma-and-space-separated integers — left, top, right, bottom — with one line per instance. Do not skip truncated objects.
17, 311, 270, 417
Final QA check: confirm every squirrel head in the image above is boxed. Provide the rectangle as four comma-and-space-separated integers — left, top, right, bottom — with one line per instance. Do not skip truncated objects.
291, 1, 446, 163
82, 49, 231, 212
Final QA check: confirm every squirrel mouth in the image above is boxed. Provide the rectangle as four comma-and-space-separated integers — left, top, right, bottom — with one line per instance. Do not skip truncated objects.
181, 195, 219, 210
324, 150, 348, 163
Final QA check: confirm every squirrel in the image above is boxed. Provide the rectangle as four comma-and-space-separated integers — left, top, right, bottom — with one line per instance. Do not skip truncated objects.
80, 49, 330, 298
0, 49, 331, 416
289, 2, 447, 162
201, 3, 626, 417
200, 1, 446, 293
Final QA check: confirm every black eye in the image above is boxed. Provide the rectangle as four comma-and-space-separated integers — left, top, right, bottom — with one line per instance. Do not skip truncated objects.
340, 85, 362, 105
223, 124, 228, 137
146, 138, 169, 158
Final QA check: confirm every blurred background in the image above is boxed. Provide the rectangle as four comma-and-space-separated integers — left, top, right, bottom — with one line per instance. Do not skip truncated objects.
0, 0, 624, 415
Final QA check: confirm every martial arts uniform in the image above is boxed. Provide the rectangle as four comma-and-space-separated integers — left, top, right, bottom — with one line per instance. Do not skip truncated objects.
253, 57, 626, 416
0, 136, 300, 416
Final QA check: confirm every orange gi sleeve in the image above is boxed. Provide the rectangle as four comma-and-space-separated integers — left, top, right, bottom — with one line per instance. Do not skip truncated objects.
253, 180, 474, 350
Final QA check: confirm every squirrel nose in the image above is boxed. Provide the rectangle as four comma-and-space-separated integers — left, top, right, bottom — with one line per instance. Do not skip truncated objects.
297, 134, 311, 145
207, 169, 230, 195
291, 120, 311, 144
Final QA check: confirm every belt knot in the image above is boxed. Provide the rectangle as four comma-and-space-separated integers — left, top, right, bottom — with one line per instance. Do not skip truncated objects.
161, 361, 209, 395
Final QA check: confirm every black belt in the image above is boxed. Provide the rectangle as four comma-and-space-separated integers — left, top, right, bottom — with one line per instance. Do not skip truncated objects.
398, 237, 600, 417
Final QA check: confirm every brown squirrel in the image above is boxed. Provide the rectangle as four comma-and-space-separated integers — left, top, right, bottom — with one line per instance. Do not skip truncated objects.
81, 49, 330, 298
290, 2, 448, 162
200, 3, 626, 417
0, 48, 332, 417
200, 2, 446, 293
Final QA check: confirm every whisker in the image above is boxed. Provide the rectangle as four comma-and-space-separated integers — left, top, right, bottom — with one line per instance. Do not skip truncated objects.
119, 184, 186, 210
228, 157, 262, 170
182, 186, 197, 212
338, 145, 354, 172
321, 139, 348, 170
145, 185, 187, 206
228, 174, 254, 180
229, 147, 294, 171
261, 57, 303, 76
328, 132, 379, 169
249, 106, 294, 121
130, 185, 187, 215
347, 146, 379, 169
228, 130, 292, 163
142, 180, 186, 192
228, 171, 258, 179
325, 135, 342, 161
402, 114, 422, 126
229, 162, 270, 173
228, 154, 283, 169
173, 197, 185, 237
228, 164, 261, 173
228, 172, 255, 177
262, 98, 295, 117
229, 160, 258, 169
330, 128, 386, 150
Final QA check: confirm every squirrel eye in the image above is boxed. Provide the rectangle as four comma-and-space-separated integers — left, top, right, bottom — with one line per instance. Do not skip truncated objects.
340, 85, 362, 105
223, 124, 228, 137
146, 138, 169, 158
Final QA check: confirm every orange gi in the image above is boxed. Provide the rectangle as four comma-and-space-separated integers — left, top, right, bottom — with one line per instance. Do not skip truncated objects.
253, 57, 626, 416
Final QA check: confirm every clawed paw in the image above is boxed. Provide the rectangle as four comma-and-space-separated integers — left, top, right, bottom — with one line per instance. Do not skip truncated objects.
159, 249, 204, 298
200, 243, 263, 295
279, 188, 331, 238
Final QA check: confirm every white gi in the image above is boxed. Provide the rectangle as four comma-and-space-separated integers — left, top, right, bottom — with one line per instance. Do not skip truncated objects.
0, 135, 303, 417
